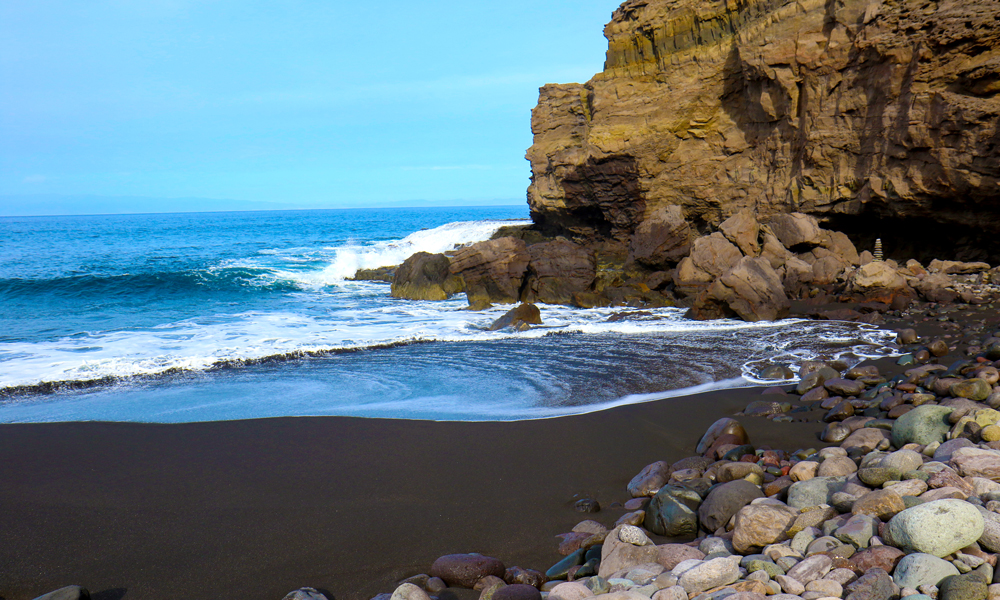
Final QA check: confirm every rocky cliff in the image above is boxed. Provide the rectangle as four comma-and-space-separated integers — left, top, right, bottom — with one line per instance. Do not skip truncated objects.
527, 0, 1000, 261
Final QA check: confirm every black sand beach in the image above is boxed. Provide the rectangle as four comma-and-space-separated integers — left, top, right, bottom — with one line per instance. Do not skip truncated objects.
0, 385, 827, 600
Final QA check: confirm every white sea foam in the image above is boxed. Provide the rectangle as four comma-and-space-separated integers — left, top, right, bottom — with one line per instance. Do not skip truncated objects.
227, 218, 531, 288
0, 297, 896, 393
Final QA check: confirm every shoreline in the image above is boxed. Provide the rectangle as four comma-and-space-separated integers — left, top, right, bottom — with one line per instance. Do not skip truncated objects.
2, 300, 994, 600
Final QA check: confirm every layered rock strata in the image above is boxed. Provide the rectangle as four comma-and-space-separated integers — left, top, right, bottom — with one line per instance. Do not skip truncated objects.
527, 0, 1000, 261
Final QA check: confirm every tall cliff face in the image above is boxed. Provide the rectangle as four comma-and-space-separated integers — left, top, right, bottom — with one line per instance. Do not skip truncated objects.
527, 0, 1000, 257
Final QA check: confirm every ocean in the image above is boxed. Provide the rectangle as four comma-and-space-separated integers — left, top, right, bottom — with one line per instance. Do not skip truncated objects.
0, 206, 897, 423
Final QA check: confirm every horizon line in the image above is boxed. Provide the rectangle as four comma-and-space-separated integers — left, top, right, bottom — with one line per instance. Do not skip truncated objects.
0, 203, 530, 219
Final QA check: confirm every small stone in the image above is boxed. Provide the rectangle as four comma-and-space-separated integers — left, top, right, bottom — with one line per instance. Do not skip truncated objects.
658, 544, 706, 570
806, 579, 843, 598
697, 418, 751, 455
851, 546, 906, 574
826, 378, 867, 397
983, 426, 1000, 443
819, 456, 858, 477
843, 428, 892, 453
599, 526, 659, 579
390, 584, 431, 600
504, 568, 545, 587
788, 477, 848, 509
493, 584, 542, 600
777, 574, 806, 595
791, 461, 820, 482
678, 557, 741, 595
835, 514, 880, 548
547, 582, 594, 600
846, 568, 899, 600
786, 554, 834, 585
628, 461, 673, 498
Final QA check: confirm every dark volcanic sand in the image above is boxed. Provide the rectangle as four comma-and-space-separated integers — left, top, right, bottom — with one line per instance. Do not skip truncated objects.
0, 386, 825, 600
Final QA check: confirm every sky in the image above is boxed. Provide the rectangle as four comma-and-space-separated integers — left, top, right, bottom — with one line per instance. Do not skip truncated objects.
0, 1, 617, 215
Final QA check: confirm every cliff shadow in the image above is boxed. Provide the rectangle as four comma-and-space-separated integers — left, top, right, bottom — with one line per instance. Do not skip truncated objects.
535, 154, 645, 241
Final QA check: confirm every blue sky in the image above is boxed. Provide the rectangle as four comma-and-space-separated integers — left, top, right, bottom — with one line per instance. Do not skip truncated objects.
0, 1, 616, 214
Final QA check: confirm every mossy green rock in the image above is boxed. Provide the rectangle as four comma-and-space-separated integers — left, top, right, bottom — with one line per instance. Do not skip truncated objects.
951, 379, 992, 402
858, 467, 902, 487
747, 559, 784, 578
891, 405, 955, 447
887, 499, 985, 557
938, 573, 988, 600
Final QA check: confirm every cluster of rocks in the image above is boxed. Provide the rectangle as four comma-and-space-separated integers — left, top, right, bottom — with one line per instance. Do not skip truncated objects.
364, 322, 1000, 600
367, 209, 1000, 324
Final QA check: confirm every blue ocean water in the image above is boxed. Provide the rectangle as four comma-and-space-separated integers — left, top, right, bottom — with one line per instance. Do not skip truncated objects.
0, 206, 897, 422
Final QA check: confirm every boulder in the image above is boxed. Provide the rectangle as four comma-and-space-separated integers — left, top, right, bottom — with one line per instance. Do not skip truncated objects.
690, 232, 743, 278
891, 405, 955, 448
698, 479, 764, 533
629, 205, 693, 269
522, 240, 596, 305
912, 273, 959, 304
719, 209, 761, 256
677, 557, 741, 594
673, 257, 715, 298
599, 525, 660, 579
886, 499, 985, 557
488, 304, 543, 331
449, 237, 530, 307
847, 262, 913, 303
768, 213, 823, 249
688, 257, 790, 322
628, 461, 672, 498
696, 418, 750, 455
391, 252, 463, 300
431, 553, 506, 588
732, 503, 799, 552
644, 485, 701, 537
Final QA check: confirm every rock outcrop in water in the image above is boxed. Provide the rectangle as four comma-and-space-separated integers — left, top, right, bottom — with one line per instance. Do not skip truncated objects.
526, 0, 1000, 262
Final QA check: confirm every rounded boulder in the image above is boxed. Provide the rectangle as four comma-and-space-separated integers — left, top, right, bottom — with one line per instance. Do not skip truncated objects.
431, 553, 506, 588
886, 499, 985, 557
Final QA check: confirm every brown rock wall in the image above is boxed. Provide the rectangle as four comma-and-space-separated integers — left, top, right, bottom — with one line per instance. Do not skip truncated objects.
527, 0, 1000, 252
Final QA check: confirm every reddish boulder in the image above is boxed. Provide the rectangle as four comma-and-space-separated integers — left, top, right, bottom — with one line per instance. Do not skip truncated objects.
629, 205, 693, 269
449, 237, 530, 308
688, 257, 790, 322
430, 553, 506, 588
522, 239, 596, 304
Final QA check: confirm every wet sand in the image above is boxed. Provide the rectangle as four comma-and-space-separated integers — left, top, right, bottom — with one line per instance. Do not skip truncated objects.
0, 385, 826, 600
